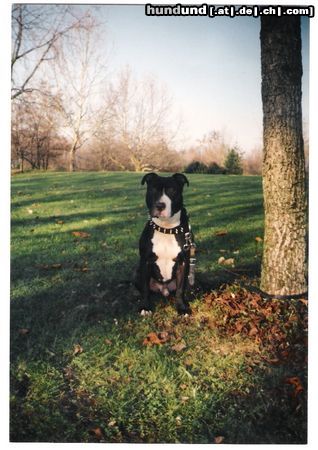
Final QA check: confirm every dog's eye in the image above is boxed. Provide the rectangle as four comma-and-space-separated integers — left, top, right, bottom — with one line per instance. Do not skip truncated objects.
166, 187, 176, 196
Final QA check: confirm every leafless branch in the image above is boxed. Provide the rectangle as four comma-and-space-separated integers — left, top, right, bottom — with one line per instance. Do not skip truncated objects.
11, 5, 94, 99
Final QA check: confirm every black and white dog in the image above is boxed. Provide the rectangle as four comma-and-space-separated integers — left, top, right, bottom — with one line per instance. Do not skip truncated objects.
135, 172, 195, 315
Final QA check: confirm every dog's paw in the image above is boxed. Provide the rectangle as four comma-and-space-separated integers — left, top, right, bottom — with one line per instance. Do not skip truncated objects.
140, 309, 152, 317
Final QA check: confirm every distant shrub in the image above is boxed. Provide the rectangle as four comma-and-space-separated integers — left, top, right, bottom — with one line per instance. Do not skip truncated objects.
206, 162, 227, 174
184, 161, 208, 174
184, 160, 228, 175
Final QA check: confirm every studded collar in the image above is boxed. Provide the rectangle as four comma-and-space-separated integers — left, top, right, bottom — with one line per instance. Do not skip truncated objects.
148, 219, 185, 235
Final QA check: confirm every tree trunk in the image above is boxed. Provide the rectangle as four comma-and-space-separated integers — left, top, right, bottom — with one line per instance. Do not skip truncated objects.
130, 154, 144, 172
260, 16, 307, 295
69, 142, 77, 172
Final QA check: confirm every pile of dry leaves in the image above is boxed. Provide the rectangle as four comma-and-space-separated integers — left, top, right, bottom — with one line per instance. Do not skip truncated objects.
202, 287, 308, 365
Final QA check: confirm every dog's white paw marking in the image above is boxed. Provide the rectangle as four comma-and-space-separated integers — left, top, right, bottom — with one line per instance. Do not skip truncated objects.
183, 313, 189, 318
140, 309, 152, 316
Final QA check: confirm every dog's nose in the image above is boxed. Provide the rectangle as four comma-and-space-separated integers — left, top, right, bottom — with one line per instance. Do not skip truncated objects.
155, 202, 166, 211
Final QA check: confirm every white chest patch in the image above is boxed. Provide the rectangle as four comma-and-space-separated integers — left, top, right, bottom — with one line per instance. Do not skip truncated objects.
151, 230, 181, 281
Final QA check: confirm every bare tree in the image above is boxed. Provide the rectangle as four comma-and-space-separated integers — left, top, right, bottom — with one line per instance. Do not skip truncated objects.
243, 146, 262, 175
196, 130, 228, 166
180, 129, 231, 170
52, 16, 109, 171
11, 88, 67, 171
11, 4, 92, 100
99, 67, 179, 172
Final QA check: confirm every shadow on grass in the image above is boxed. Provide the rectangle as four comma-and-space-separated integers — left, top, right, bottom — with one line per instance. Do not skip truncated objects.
11, 174, 306, 444
11, 173, 265, 366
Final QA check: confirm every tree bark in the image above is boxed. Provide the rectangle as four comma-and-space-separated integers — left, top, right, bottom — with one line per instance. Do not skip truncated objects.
69, 141, 78, 172
260, 16, 307, 295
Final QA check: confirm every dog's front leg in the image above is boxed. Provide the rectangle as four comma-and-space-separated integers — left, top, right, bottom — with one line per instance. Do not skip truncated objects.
175, 262, 191, 315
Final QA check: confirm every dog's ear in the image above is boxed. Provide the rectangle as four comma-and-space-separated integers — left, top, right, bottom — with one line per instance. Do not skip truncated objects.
141, 172, 158, 185
172, 173, 189, 187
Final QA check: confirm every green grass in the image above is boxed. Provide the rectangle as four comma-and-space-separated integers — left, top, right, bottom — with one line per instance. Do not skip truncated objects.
10, 171, 307, 443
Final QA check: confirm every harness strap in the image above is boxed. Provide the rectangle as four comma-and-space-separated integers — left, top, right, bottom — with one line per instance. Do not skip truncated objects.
180, 218, 196, 287
148, 212, 197, 286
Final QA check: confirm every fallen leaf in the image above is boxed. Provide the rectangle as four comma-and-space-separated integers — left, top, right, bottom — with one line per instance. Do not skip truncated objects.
72, 231, 91, 238
235, 321, 244, 333
18, 328, 30, 335
158, 331, 170, 343
55, 220, 65, 225
108, 420, 116, 427
218, 257, 234, 266
74, 266, 90, 272
285, 376, 304, 397
249, 325, 258, 337
224, 258, 235, 266
255, 236, 263, 243
37, 263, 62, 270
89, 427, 103, 439
215, 230, 228, 237
265, 357, 280, 365
104, 339, 112, 345
143, 331, 171, 346
280, 350, 290, 360
299, 298, 308, 306
143, 332, 163, 346
214, 436, 225, 444
73, 344, 83, 356
171, 342, 187, 352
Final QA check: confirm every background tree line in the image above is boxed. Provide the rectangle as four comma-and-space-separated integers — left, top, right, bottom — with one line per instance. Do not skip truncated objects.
11, 5, 308, 176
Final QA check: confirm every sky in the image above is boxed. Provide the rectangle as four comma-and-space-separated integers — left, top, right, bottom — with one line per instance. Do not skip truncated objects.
91, 4, 309, 153
8, 3, 310, 153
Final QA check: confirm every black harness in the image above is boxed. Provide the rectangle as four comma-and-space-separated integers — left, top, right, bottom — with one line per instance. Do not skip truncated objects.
148, 218, 196, 286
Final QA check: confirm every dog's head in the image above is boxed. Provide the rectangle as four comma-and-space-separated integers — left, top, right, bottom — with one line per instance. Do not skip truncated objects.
141, 173, 189, 219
